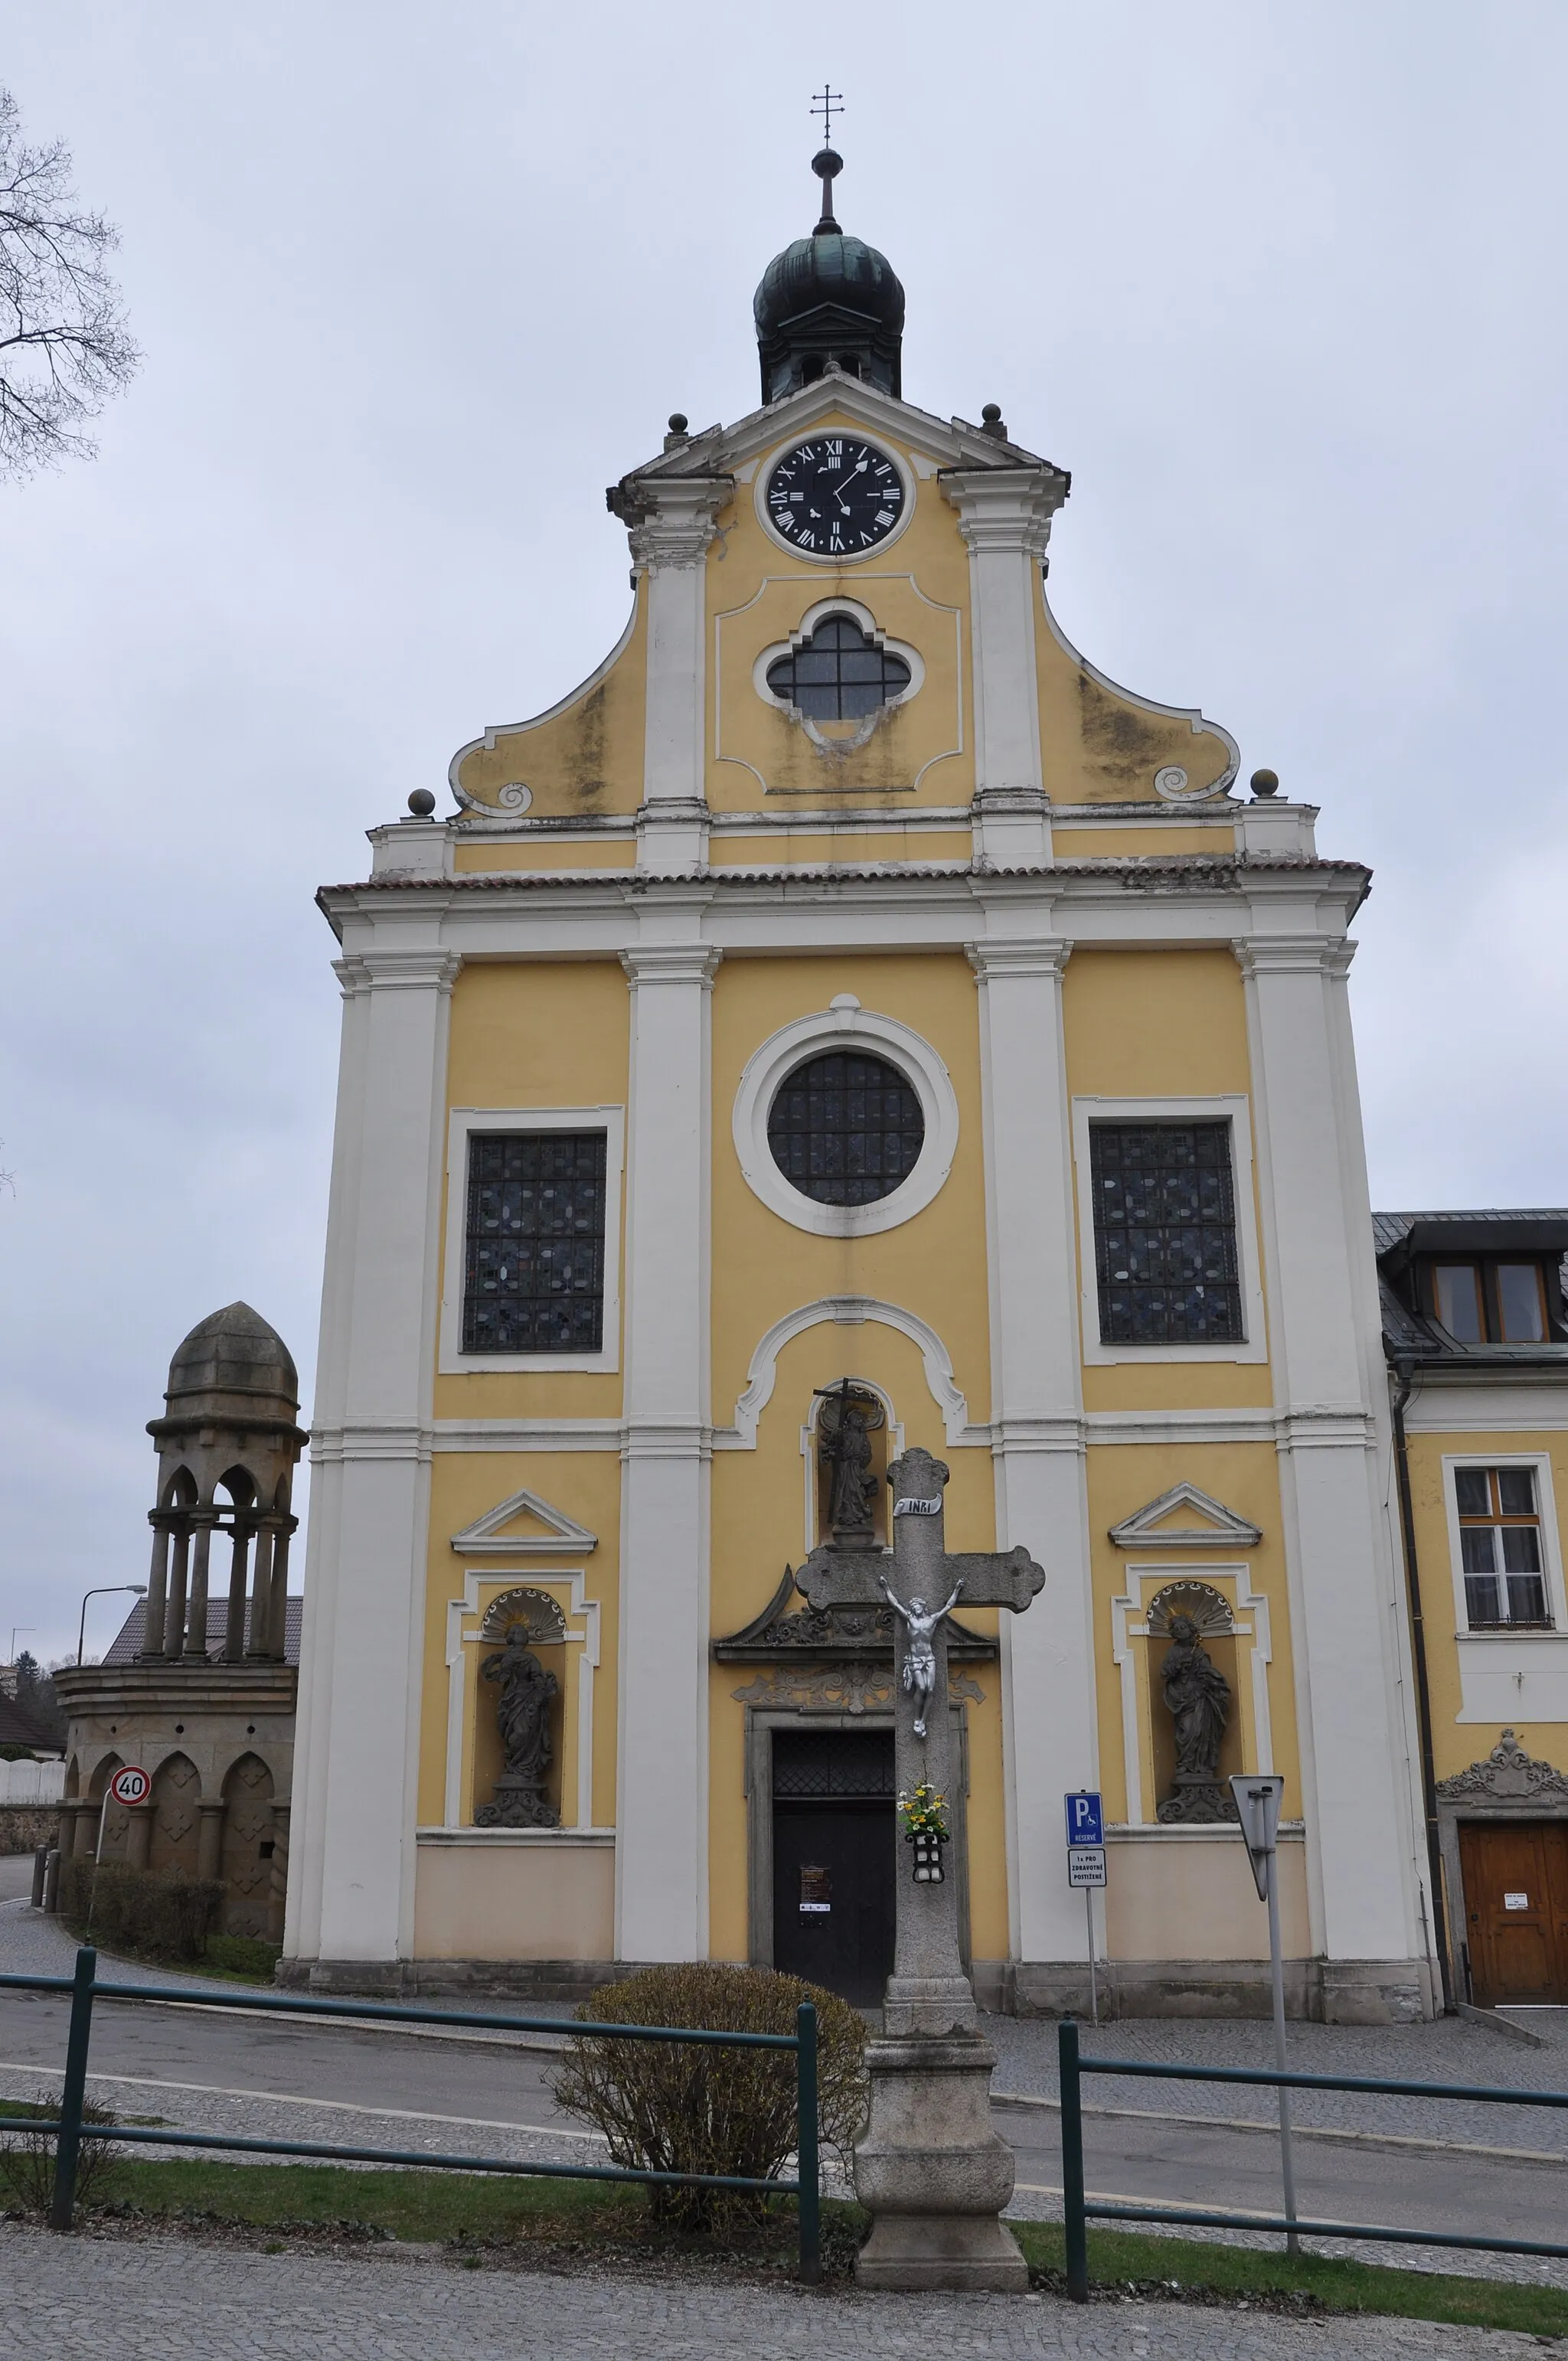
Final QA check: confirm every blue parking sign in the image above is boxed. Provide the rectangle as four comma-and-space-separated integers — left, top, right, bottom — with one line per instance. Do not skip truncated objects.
1064, 1791, 1104, 1848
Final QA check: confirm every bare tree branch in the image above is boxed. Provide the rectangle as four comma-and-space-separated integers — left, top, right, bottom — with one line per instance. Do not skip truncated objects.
0, 86, 139, 482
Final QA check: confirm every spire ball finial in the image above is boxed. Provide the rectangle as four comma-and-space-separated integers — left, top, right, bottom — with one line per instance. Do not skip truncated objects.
812, 145, 843, 233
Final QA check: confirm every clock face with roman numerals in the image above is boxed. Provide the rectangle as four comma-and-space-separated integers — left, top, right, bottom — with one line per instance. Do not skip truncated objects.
763, 437, 907, 557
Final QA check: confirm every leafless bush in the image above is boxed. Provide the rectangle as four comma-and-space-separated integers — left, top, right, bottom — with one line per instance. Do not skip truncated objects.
553, 1962, 867, 2234
0, 2090, 119, 2216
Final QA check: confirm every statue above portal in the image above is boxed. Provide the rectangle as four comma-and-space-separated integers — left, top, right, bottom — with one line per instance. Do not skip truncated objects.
815, 1380, 885, 1550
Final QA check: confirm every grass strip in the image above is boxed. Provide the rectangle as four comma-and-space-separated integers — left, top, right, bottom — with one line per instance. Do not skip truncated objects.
1011, 2219, 1568, 2337
31, 2157, 1568, 2332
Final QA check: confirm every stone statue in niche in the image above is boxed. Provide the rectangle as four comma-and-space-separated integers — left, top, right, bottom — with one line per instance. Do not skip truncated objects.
475, 1622, 560, 1828
815, 1381, 885, 1550
1155, 1611, 1238, 1824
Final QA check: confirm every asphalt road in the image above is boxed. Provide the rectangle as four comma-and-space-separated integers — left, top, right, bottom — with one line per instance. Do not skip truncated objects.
0, 1856, 38, 1903
0, 1979, 1562, 2250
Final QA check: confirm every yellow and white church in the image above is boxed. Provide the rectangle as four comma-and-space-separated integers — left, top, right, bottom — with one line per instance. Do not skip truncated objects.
283, 145, 1566, 2023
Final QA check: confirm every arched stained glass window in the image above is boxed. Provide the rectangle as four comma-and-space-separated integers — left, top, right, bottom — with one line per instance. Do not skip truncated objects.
767, 1051, 925, 1206
766, 614, 912, 721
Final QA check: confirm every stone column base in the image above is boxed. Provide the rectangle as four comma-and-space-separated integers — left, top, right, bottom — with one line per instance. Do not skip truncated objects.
852, 2033, 1027, 2294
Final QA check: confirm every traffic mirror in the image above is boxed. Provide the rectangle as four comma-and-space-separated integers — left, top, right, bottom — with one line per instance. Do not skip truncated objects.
1230, 1772, 1285, 1902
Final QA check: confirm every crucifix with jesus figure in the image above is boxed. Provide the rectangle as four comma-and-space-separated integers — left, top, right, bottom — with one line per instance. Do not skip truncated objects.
796, 1443, 1044, 2039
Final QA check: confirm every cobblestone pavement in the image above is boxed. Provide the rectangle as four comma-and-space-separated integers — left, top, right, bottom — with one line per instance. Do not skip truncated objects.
0, 2224, 1556, 2361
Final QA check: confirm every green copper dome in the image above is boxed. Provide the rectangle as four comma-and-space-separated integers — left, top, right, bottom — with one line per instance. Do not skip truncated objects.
753, 150, 904, 402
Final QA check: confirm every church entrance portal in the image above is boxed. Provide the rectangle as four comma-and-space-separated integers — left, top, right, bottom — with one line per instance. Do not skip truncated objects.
1460, 1821, 1568, 2005
770, 1728, 895, 2006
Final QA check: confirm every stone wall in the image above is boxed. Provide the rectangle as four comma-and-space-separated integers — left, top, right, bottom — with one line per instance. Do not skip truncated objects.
0, 1804, 62, 1854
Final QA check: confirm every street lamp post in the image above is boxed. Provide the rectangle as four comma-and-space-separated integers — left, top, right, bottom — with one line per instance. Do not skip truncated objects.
77, 1585, 148, 1668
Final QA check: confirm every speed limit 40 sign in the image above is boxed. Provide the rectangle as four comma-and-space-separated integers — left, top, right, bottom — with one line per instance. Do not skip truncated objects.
108, 1765, 150, 1807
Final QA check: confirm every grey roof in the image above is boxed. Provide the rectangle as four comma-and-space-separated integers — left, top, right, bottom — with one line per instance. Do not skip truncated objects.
0, 1693, 63, 1752
102, 1597, 302, 1668
1374, 1209, 1568, 1255
1372, 1210, 1568, 1369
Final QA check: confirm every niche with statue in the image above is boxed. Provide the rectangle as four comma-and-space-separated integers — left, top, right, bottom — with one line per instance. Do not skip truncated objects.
471, 1588, 567, 1827
812, 1380, 890, 1550
1148, 1582, 1243, 1823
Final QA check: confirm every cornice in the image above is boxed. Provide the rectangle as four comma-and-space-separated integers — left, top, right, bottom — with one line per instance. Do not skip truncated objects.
612, 475, 733, 573
940, 465, 1065, 557
619, 943, 723, 988
319, 853, 1367, 904
55, 1664, 298, 1713
966, 938, 1073, 982
1233, 935, 1360, 978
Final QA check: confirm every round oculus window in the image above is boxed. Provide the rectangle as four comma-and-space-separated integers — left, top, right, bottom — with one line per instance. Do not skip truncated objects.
766, 1050, 925, 1207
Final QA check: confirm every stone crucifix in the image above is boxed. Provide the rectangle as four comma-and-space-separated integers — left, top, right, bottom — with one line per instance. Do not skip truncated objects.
796, 1443, 1045, 2039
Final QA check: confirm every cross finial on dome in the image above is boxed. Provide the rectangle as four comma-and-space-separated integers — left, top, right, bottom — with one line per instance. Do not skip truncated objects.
810, 86, 844, 233
811, 83, 843, 146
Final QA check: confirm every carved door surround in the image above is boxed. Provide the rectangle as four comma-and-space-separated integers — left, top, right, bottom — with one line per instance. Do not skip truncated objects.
718, 1569, 991, 1981
1436, 1730, 1568, 2003
734, 1695, 973, 1986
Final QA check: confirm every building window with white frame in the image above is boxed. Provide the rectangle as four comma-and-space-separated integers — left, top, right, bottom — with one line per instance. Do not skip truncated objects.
1456, 1466, 1551, 1628
462, 1132, 607, 1354
1088, 1120, 1244, 1345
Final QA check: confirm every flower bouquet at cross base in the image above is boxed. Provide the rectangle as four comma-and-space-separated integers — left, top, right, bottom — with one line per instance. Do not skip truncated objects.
896, 1781, 950, 1843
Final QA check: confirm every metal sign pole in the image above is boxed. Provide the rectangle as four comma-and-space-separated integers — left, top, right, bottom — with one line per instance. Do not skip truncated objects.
1266, 1846, 1299, 2258
1232, 1772, 1298, 2259
1064, 1792, 1106, 2028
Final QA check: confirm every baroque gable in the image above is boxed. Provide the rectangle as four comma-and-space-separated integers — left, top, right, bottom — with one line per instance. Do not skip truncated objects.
449, 1487, 598, 1559
1109, 1482, 1263, 1552
1436, 1729, 1568, 1805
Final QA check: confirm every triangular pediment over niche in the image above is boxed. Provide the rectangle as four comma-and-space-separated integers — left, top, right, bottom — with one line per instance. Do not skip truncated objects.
449, 1487, 597, 1558
1108, 1482, 1262, 1551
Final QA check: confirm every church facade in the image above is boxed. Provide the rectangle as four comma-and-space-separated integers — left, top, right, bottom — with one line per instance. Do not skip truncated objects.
284, 150, 1456, 2019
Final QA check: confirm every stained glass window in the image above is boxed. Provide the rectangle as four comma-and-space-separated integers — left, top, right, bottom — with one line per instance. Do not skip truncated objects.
1090, 1121, 1244, 1344
463, 1132, 606, 1354
767, 1052, 924, 1207
766, 614, 912, 720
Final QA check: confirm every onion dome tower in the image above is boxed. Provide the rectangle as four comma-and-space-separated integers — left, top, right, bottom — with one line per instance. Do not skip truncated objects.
753, 145, 905, 403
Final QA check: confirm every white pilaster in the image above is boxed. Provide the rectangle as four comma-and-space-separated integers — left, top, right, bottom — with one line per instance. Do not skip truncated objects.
284, 939, 458, 1969
626, 479, 730, 876
968, 933, 1095, 1971
616, 931, 720, 1960
1236, 934, 1426, 1985
943, 469, 1066, 860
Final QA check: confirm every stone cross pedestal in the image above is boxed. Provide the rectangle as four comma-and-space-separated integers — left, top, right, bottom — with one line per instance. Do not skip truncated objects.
796, 1445, 1046, 2292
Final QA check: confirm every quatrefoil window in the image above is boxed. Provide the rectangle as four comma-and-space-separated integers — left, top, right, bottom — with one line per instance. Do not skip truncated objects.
766, 613, 913, 722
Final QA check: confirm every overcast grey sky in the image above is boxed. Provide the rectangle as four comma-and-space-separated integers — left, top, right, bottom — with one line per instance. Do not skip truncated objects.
2, 3, 1564, 1664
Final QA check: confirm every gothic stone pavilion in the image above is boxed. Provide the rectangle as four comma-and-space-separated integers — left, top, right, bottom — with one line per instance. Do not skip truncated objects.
55, 1304, 305, 1944
283, 144, 1568, 2020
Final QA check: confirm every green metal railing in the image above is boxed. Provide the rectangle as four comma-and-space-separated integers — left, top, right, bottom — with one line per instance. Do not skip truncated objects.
0, 1948, 821, 2281
1058, 2017, 1568, 2301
